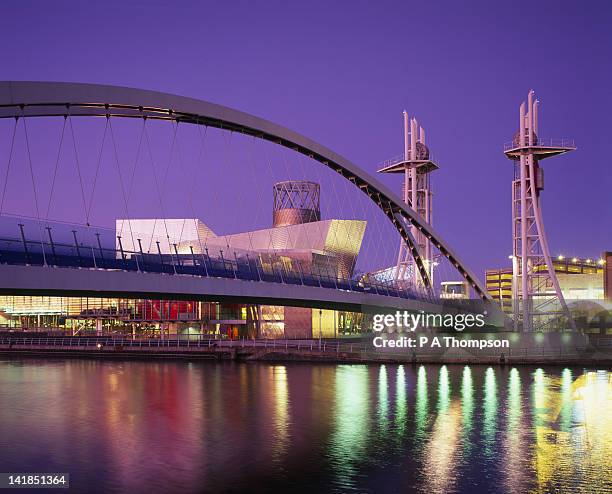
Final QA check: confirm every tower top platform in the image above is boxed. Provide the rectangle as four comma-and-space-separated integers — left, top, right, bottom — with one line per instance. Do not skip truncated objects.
376, 154, 439, 174
503, 138, 576, 161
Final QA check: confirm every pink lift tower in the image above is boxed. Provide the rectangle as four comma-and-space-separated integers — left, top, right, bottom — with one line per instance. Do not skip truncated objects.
504, 90, 577, 332
378, 112, 438, 292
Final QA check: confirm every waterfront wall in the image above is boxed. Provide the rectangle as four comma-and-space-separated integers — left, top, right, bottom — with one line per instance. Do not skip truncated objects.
0, 332, 609, 365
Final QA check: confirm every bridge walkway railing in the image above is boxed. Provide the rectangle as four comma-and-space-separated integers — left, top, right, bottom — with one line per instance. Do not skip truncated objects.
0, 234, 423, 301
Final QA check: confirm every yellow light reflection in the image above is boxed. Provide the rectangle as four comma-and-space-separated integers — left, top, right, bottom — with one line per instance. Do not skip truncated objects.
423, 365, 460, 493
531, 369, 611, 493
270, 365, 290, 463
559, 368, 572, 431
504, 367, 530, 492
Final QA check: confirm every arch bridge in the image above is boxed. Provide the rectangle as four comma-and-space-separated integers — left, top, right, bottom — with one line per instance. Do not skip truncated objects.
0, 81, 490, 312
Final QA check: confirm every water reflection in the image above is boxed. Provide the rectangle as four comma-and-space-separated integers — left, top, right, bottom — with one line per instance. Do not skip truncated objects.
0, 360, 609, 494
378, 365, 389, 430
529, 368, 612, 493
560, 368, 572, 431
437, 365, 450, 413
414, 365, 429, 444
460, 366, 473, 454
532, 367, 561, 490
423, 365, 460, 494
483, 367, 498, 459
271, 365, 290, 463
504, 367, 530, 493
395, 365, 407, 437
329, 365, 370, 489
569, 370, 611, 493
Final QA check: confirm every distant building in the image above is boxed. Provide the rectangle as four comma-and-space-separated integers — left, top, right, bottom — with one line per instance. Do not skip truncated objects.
440, 281, 470, 300
604, 252, 612, 301
485, 268, 513, 313
486, 254, 608, 314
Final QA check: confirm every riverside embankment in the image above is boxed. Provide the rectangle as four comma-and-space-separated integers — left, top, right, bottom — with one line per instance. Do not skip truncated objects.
1, 335, 610, 365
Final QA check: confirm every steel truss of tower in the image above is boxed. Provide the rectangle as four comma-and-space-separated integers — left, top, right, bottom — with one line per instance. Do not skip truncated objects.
504, 90, 577, 332
378, 112, 438, 292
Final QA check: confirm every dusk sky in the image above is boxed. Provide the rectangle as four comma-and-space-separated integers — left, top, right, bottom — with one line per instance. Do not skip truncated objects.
0, 0, 610, 277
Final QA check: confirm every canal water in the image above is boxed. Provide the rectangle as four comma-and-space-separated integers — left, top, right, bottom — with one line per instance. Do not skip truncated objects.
0, 359, 609, 493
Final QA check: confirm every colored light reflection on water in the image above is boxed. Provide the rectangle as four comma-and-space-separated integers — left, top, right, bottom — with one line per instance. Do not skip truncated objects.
394, 365, 407, 438
461, 366, 474, 454
483, 366, 498, 460
422, 365, 461, 493
437, 365, 450, 412
270, 365, 290, 463
0, 359, 610, 494
377, 364, 389, 430
414, 364, 429, 444
329, 364, 370, 489
504, 366, 529, 492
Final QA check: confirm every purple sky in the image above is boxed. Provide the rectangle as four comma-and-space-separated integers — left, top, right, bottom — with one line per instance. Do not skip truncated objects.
0, 0, 610, 277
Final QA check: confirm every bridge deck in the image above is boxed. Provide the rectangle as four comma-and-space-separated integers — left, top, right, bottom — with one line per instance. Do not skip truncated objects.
0, 236, 421, 302
0, 262, 443, 313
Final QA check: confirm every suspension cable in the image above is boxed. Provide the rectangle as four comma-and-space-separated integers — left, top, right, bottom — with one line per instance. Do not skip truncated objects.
108, 117, 140, 272
244, 134, 265, 255
219, 129, 239, 259
67, 113, 90, 224
125, 117, 146, 211
0, 117, 18, 216
85, 116, 109, 222
143, 118, 176, 272
170, 120, 191, 250
21, 111, 47, 265
191, 122, 211, 263
45, 116, 67, 221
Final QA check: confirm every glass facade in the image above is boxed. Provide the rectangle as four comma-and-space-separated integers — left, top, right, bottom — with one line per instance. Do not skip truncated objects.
0, 295, 366, 339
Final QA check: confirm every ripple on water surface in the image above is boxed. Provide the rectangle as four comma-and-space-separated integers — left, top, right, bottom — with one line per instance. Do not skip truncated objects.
0, 359, 609, 494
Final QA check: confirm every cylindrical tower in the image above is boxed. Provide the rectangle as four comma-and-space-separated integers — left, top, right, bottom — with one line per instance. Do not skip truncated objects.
273, 181, 321, 227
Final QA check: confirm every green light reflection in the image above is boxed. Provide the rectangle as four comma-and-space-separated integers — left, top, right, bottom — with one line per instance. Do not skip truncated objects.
329, 365, 370, 487
507, 368, 521, 429
415, 365, 428, 444
483, 367, 498, 458
395, 365, 407, 436
437, 365, 450, 413
378, 365, 389, 431
461, 366, 473, 452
